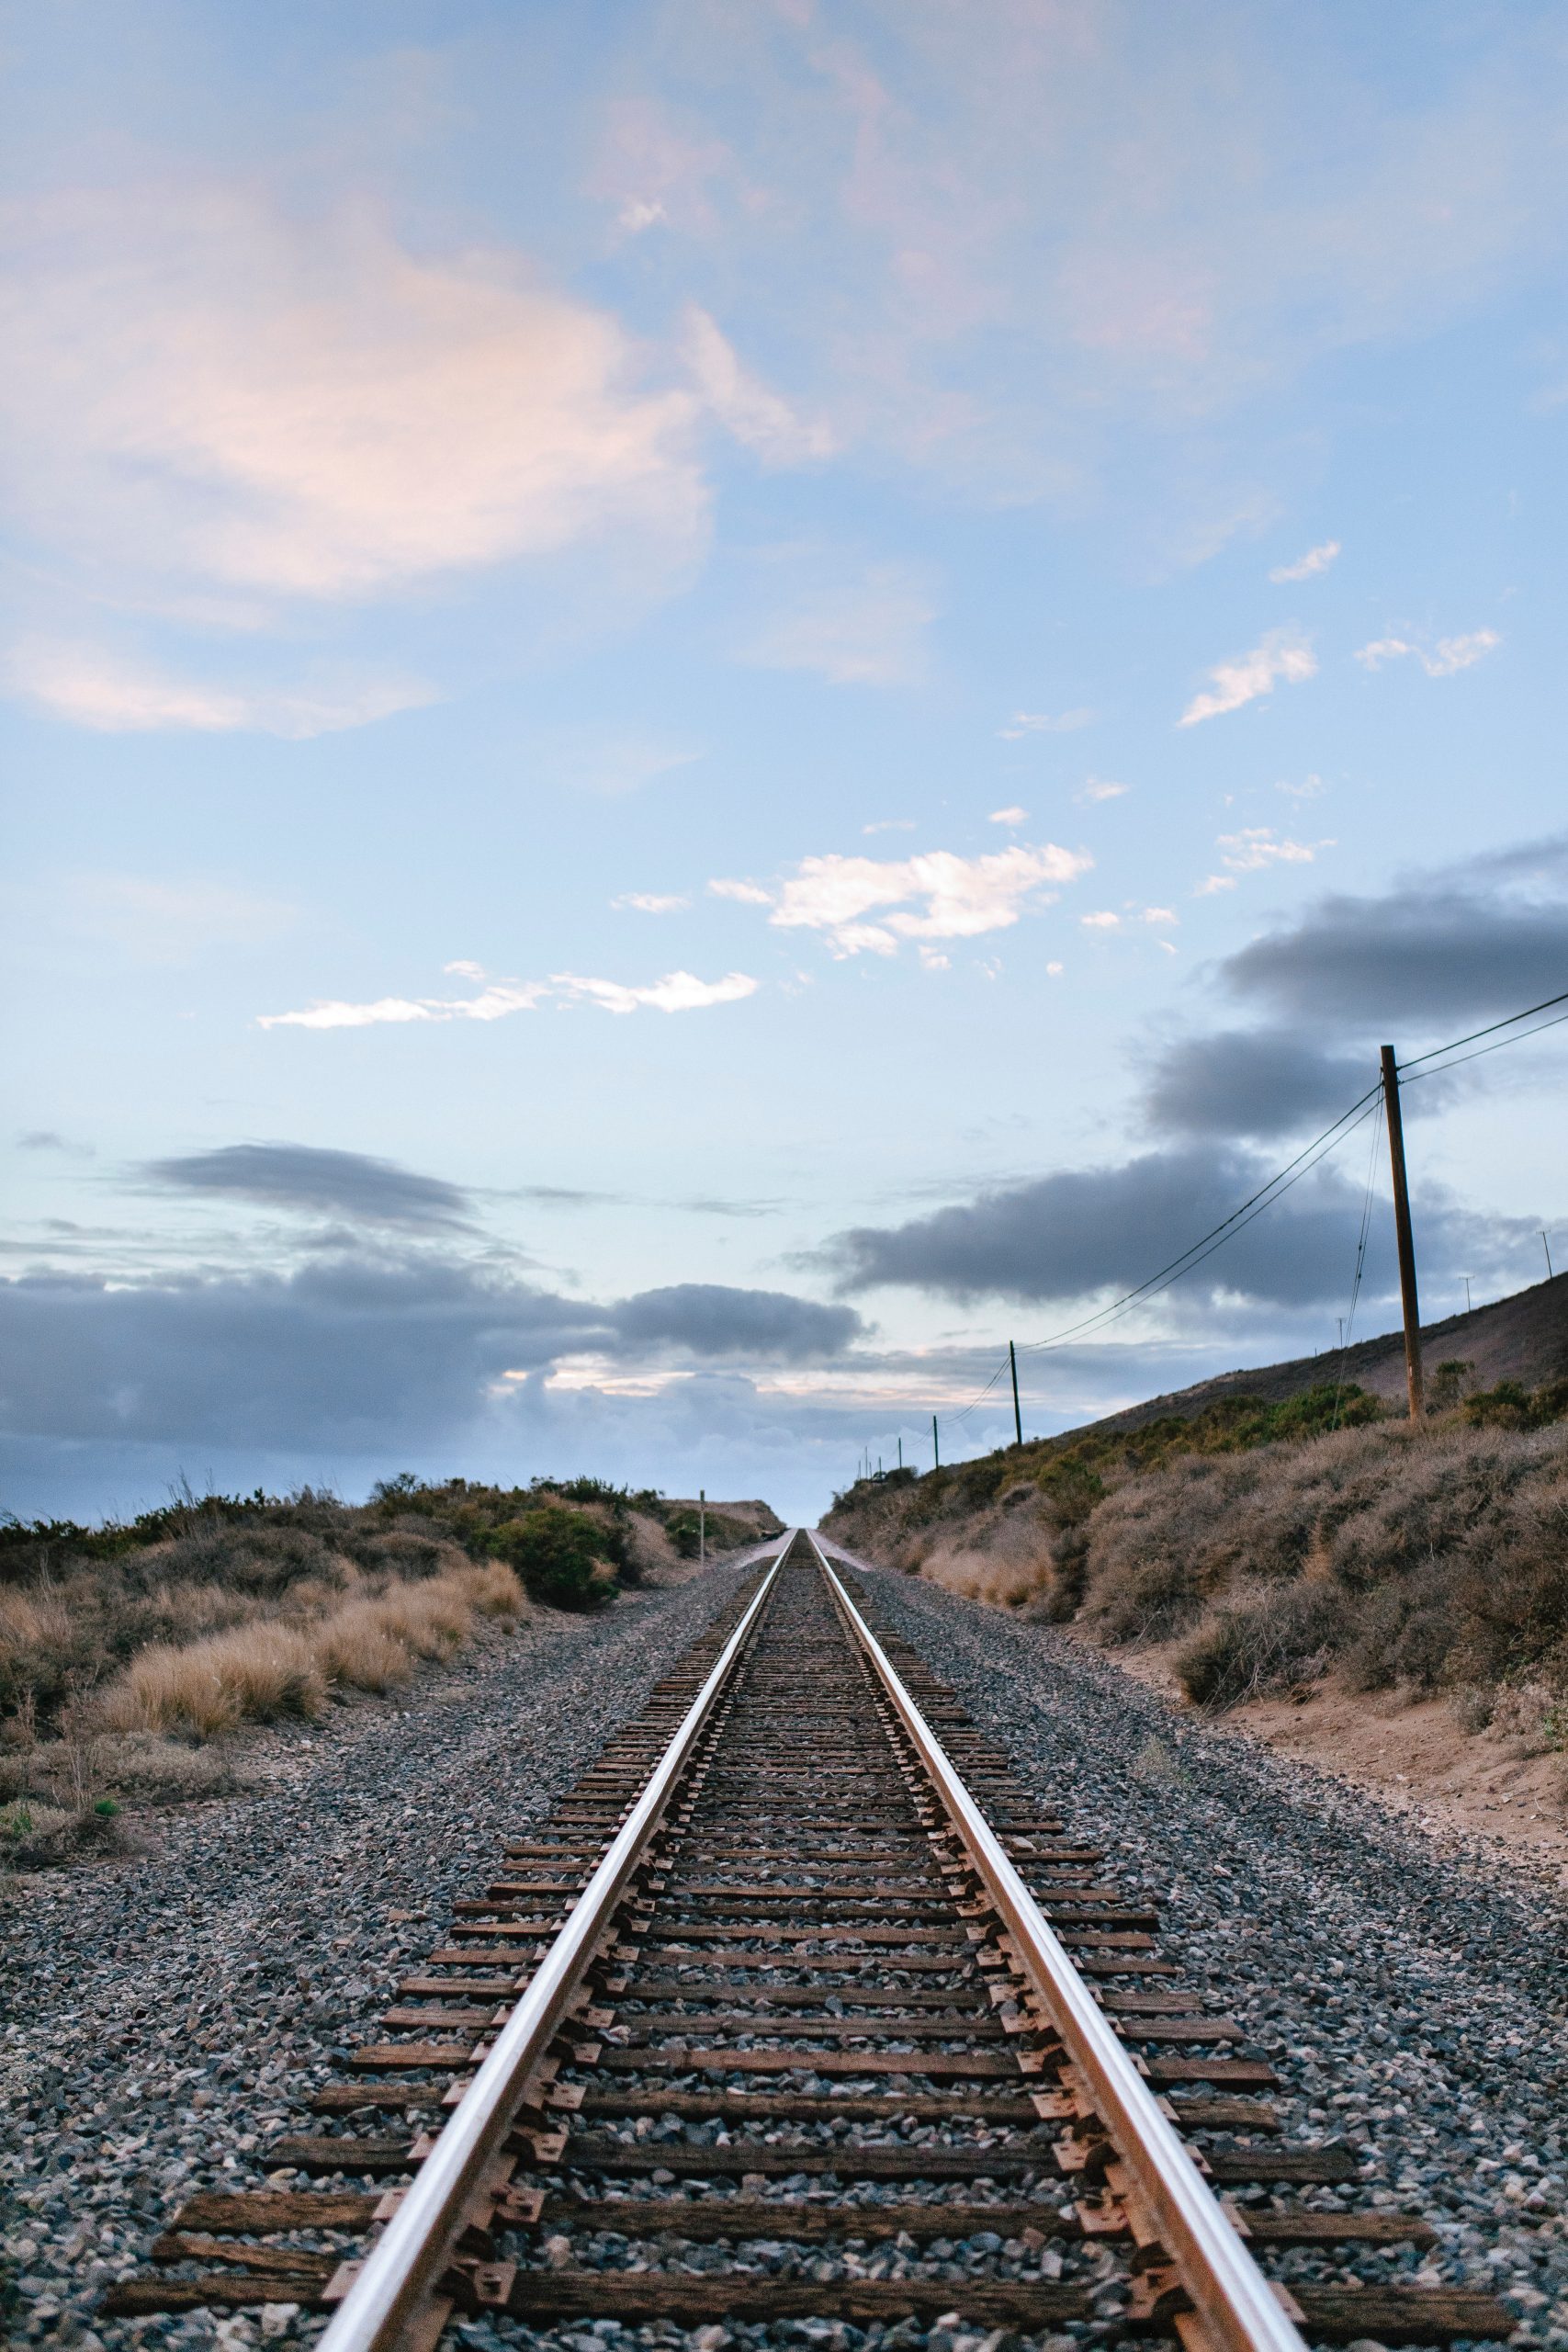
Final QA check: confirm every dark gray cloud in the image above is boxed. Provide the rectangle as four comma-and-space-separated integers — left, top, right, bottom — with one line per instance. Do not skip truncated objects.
1142, 1030, 1377, 1139
611, 1283, 862, 1361
0, 1255, 863, 1453
826, 1142, 1522, 1312
144, 1143, 476, 1231
1221, 876, 1568, 1030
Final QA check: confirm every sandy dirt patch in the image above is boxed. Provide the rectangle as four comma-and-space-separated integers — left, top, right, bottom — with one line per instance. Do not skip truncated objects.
1075, 1626, 1568, 1886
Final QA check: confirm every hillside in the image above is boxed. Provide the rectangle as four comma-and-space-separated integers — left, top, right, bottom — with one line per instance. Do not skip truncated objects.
1046, 1269, 1568, 1441
820, 1274, 1568, 1787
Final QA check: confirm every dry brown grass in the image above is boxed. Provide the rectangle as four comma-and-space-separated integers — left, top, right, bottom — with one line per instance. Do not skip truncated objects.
92, 1555, 526, 1739
829, 1416, 1568, 1734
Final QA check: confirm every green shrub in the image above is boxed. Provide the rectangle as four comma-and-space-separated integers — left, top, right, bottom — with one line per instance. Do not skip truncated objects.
1463, 1380, 1535, 1430
485, 1506, 618, 1611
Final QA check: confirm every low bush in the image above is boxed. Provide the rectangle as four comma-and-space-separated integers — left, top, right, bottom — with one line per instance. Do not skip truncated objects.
486, 1507, 619, 1610
1175, 1582, 1343, 1709
824, 1377, 1568, 1724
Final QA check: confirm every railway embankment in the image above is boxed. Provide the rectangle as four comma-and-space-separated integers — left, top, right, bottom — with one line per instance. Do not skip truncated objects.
822, 1379, 1568, 1851
0, 1477, 781, 1867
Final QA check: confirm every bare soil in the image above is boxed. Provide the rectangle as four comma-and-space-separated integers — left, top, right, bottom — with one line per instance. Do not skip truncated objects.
1081, 1627, 1568, 1887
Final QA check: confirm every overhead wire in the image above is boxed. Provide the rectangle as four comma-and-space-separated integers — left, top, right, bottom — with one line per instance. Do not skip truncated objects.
1396, 986, 1568, 1073
901, 978, 1568, 1470
1397, 1005, 1568, 1085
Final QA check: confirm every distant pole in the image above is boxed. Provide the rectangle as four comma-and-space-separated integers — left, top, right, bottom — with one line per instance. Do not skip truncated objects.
1337, 1317, 1344, 1351
897, 1436, 903, 1470
1463, 1275, 1472, 1314
1009, 1340, 1023, 1446
1380, 1045, 1425, 1421
931, 1414, 940, 1470
699, 1487, 705, 1567
1543, 1232, 1555, 1281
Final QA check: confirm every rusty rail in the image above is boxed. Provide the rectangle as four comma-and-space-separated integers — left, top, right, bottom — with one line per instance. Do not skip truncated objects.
314, 1545, 786, 2352
810, 1531, 1308, 2352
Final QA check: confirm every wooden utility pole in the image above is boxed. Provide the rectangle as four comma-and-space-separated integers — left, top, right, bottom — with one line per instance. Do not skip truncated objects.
931, 1414, 940, 1469
1009, 1340, 1023, 1446
1380, 1046, 1424, 1420
698, 1487, 705, 1567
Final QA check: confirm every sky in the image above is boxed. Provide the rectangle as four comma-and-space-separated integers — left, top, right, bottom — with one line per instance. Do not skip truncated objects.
4, 0, 1568, 1527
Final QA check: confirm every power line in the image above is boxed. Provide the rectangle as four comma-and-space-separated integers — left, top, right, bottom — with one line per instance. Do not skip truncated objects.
1398, 1005, 1568, 1085
922, 978, 1568, 1460
1396, 986, 1568, 1073
933, 1091, 1381, 1442
1013, 1086, 1382, 1357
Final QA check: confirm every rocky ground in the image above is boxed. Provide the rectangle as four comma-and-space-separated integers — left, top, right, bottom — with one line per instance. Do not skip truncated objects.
6, 1550, 1565, 2352
0, 1566, 752, 2351
853, 1561, 1568, 2350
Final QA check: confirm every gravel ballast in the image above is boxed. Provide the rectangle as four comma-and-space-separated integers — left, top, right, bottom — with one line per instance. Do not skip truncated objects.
852, 1562, 1568, 2349
6, 1550, 1565, 2352
1, 1567, 750, 2351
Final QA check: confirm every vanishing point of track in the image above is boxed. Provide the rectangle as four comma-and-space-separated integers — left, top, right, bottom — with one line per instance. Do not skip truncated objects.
102, 1533, 1517, 2352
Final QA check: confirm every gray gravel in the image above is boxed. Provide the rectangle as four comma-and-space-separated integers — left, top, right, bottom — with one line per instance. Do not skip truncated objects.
9, 1548, 1565, 2352
852, 1563, 1568, 2349
0, 1567, 750, 2352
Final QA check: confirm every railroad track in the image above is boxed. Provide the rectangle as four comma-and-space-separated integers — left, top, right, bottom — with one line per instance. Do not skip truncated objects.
102, 1532, 1516, 2352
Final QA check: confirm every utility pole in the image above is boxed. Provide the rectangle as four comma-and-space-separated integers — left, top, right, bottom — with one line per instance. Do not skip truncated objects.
1542, 1232, 1555, 1281
897, 1435, 903, 1470
698, 1487, 705, 1568
1463, 1275, 1472, 1315
1380, 1045, 1424, 1421
1009, 1340, 1022, 1447
1337, 1317, 1344, 1351
931, 1414, 940, 1470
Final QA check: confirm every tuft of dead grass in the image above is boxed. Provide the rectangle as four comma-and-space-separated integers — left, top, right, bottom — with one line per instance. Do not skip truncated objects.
99, 1623, 327, 1737
92, 1556, 527, 1739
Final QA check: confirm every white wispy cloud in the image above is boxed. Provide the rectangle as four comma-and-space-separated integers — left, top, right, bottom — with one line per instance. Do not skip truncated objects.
1080, 910, 1121, 929
1269, 539, 1341, 582
1276, 773, 1325, 799
997, 707, 1094, 740
260, 964, 757, 1032
1194, 828, 1333, 894
1355, 628, 1500, 676
1, 187, 706, 607
6, 639, 435, 736
720, 842, 1091, 959
682, 306, 836, 466
612, 892, 690, 913
1076, 778, 1128, 804
708, 877, 774, 906
862, 819, 917, 835
1142, 907, 1179, 925
559, 970, 758, 1015
987, 806, 1028, 826
1179, 630, 1316, 726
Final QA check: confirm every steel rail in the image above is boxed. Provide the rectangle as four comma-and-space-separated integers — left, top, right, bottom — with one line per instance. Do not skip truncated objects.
316, 1545, 787, 2352
808, 1531, 1308, 2352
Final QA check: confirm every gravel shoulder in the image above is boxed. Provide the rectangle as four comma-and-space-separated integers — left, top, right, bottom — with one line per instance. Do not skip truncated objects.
1, 1566, 749, 2350
854, 1561, 1568, 2348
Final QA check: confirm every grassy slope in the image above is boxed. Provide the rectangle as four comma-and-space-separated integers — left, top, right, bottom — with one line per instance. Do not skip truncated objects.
822, 1281, 1568, 1771
0, 1476, 781, 1864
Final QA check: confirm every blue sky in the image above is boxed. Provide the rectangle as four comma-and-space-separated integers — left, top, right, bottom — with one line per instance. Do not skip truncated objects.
5, 0, 1567, 1525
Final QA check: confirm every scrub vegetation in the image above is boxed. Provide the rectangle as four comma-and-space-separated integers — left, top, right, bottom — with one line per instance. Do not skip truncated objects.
0, 1475, 778, 1863
822, 1373, 1568, 1773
